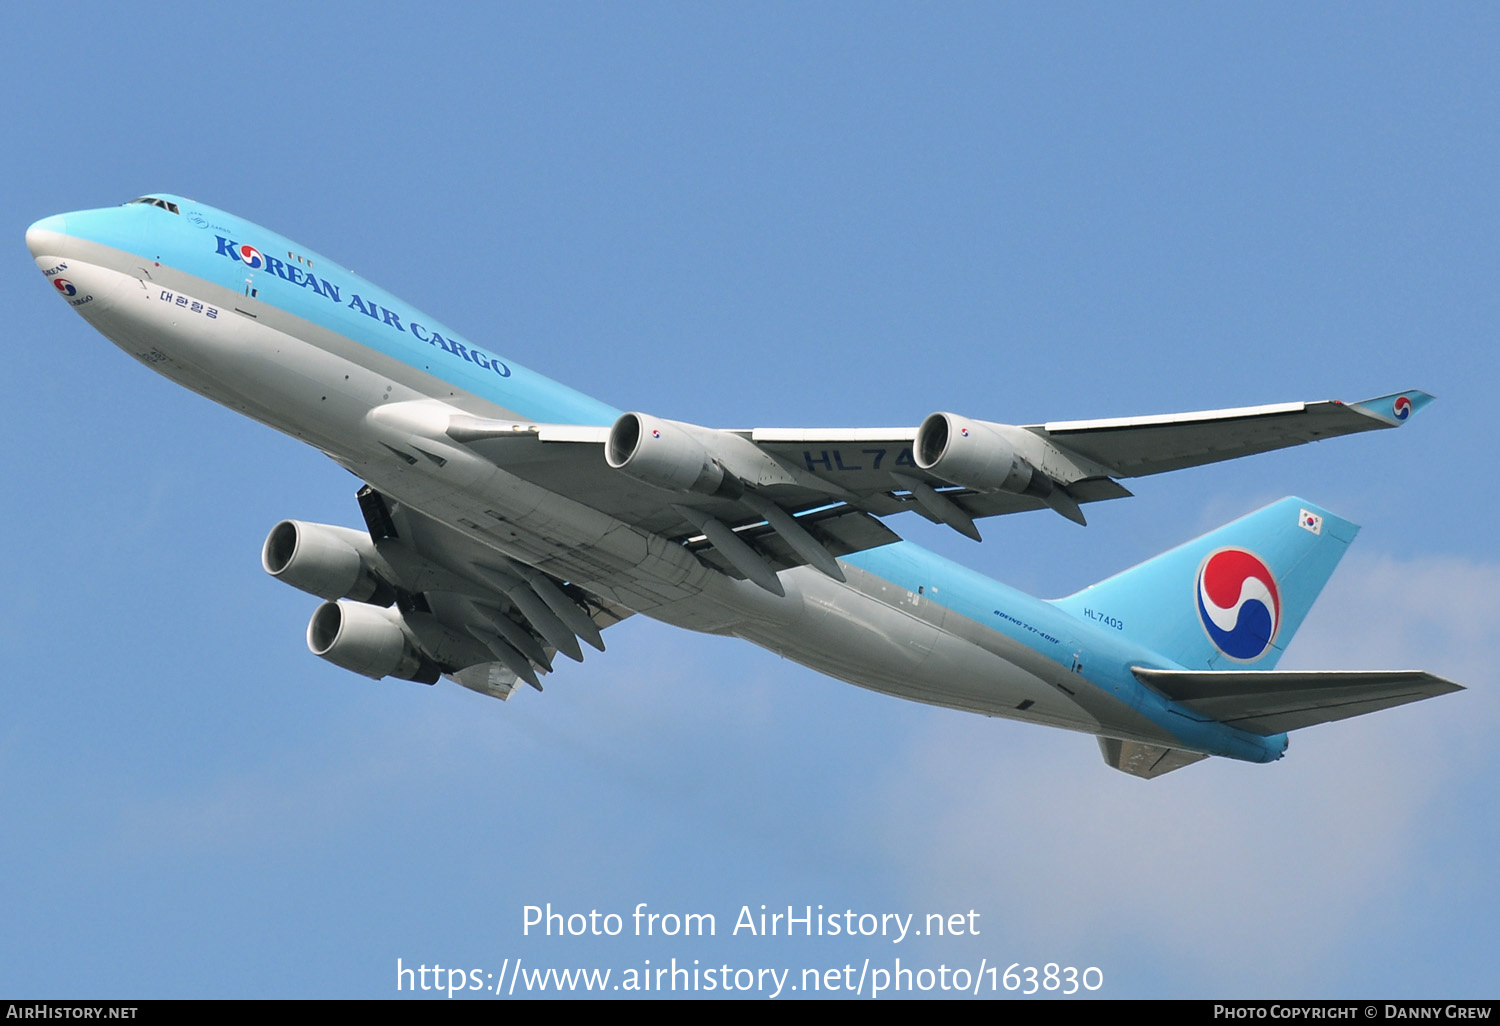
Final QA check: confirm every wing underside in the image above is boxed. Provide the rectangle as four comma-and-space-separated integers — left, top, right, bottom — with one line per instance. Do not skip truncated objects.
356, 485, 633, 700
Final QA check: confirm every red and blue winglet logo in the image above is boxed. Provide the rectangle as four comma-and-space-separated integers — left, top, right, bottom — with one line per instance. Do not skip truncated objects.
1197, 548, 1281, 661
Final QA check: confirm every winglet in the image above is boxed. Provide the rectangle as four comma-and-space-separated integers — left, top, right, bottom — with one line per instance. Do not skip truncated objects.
1348, 390, 1435, 427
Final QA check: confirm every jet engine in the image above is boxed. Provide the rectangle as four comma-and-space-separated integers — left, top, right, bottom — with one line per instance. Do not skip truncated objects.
306, 601, 439, 684
606, 412, 737, 496
262, 520, 395, 605
914, 414, 1036, 494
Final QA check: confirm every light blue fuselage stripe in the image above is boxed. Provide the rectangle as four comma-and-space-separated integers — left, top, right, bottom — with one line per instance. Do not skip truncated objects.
62, 197, 622, 426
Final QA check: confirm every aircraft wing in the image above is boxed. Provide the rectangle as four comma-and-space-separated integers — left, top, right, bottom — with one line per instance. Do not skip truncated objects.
435, 388, 1430, 593
316, 486, 634, 700
1030, 390, 1434, 477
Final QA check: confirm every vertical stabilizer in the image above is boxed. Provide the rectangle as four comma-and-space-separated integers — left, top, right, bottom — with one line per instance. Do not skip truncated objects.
1053, 497, 1357, 670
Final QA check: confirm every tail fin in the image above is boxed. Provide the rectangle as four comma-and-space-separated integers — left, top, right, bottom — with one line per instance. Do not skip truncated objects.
1053, 497, 1356, 670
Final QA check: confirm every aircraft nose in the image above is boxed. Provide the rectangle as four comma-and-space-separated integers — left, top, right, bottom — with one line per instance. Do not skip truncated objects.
26, 213, 68, 259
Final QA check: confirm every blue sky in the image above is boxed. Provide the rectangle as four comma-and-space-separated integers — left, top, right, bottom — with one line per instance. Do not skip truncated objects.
3, 2, 1496, 998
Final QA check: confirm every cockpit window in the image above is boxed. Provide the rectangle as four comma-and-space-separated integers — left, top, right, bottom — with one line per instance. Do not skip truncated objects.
127, 196, 180, 215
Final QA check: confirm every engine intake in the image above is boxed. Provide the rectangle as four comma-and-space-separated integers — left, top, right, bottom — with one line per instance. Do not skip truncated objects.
306, 601, 439, 684
606, 412, 737, 496
262, 521, 395, 605
914, 414, 1036, 494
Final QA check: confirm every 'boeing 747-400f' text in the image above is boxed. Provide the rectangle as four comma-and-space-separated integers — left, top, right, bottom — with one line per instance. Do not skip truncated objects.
28, 194, 1461, 778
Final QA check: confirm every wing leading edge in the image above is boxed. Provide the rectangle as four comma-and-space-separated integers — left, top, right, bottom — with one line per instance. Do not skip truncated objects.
1033, 390, 1434, 477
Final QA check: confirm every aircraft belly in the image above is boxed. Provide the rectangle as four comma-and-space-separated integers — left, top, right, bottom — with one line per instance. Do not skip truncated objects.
337, 445, 809, 637
718, 569, 1102, 731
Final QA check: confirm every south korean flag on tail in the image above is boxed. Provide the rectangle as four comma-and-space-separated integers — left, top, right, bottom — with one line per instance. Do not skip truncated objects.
1298, 508, 1323, 535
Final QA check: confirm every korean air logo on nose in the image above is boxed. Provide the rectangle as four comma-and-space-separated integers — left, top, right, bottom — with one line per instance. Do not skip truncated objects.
53, 278, 77, 297
1393, 395, 1413, 421
238, 244, 265, 270
1196, 547, 1281, 661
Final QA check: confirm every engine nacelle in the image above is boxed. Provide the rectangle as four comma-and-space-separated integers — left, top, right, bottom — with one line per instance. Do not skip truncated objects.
306, 601, 438, 684
262, 521, 395, 605
605, 412, 732, 495
914, 413, 1036, 494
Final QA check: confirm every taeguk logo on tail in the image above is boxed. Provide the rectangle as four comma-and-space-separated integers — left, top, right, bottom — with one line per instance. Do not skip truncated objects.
1196, 548, 1281, 661
1394, 395, 1413, 420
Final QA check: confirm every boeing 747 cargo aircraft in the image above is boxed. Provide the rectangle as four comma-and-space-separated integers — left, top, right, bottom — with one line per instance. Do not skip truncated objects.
27, 194, 1461, 777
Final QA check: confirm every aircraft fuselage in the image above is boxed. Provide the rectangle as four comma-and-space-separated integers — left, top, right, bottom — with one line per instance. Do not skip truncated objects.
27, 197, 1290, 767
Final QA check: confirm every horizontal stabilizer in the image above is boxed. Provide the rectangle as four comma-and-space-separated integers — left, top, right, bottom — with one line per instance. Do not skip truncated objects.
1097, 737, 1209, 778
1133, 667, 1463, 735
